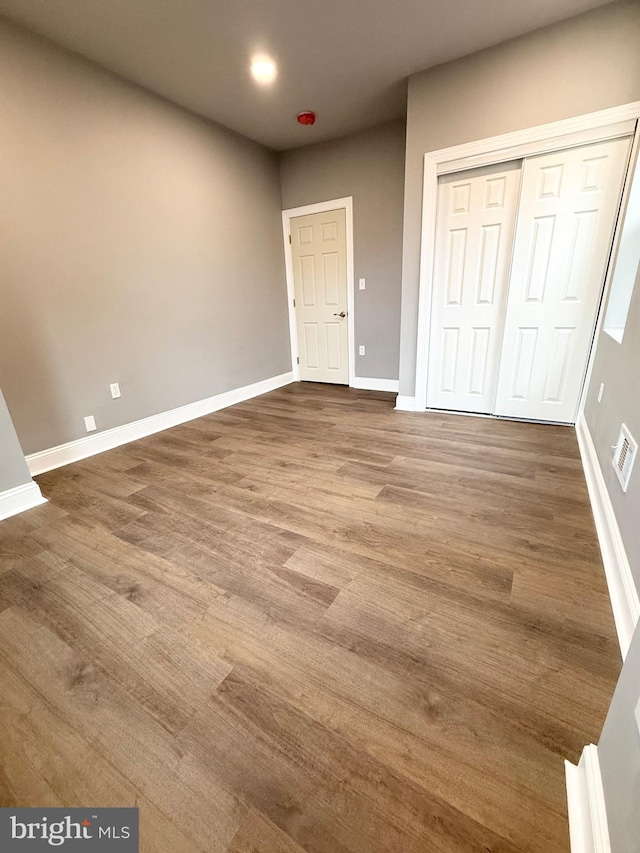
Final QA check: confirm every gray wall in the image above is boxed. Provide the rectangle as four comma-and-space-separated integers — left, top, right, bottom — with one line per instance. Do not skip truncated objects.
581, 150, 640, 853
399, 0, 640, 396
0, 389, 32, 492
279, 121, 406, 381
584, 263, 640, 590
0, 18, 291, 455
598, 621, 640, 852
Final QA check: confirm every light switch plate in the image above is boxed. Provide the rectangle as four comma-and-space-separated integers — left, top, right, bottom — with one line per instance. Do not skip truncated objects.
359, 278, 366, 290
359, 345, 365, 356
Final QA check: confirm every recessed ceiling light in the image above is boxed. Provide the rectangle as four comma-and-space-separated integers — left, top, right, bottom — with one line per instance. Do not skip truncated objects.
251, 56, 277, 86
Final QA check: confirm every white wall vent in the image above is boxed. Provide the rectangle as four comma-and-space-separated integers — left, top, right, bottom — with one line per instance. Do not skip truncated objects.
612, 423, 637, 493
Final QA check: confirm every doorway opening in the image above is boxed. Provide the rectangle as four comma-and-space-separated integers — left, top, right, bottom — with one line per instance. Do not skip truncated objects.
282, 197, 355, 386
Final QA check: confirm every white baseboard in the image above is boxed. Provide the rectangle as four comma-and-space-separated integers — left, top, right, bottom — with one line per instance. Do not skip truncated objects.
394, 395, 419, 412
565, 744, 611, 853
575, 413, 640, 659
0, 481, 47, 521
352, 377, 399, 393
27, 371, 295, 476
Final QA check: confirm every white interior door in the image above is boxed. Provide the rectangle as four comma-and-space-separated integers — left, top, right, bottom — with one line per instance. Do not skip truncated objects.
291, 209, 349, 384
427, 162, 522, 413
494, 137, 631, 423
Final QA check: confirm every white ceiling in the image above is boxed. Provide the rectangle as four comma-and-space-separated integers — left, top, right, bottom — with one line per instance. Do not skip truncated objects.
0, 0, 614, 150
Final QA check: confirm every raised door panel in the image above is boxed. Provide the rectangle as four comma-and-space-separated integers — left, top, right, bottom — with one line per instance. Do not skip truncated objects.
445, 229, 467, 305
468, 327, 492, 396
303, 323, 320, 369
427, 161, 522, 413
495, 136, 631, 423
322, 253, 340, 306
476, 224, 502, 304
439, 328, 460, 393
325, 323, 342, 372
524, 216, 555, 302
299, 255, 317, 307
509, 328, 539, 400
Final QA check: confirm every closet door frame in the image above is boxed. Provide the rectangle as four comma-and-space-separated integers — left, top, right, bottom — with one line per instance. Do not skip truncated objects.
404, 101, 640, 416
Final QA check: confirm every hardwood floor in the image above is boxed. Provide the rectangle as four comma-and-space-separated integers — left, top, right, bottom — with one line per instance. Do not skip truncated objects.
0, 383, 620, 852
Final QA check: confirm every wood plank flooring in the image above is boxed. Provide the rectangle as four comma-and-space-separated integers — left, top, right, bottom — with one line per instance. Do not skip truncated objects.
0, 383, 621, 852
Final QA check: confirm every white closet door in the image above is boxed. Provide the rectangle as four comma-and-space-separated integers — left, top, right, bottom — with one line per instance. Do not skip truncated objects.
427, 162, 522, 413
494, 137, 630, 423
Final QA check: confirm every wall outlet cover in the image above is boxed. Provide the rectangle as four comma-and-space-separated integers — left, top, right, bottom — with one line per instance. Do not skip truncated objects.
359, 278, 366, 290
358, 345, 366, 356
110, 382, 121, 399
84, 415, 97, 432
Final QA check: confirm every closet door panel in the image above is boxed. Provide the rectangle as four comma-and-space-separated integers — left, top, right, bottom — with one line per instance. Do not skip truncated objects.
494, 137, 631, 423
427, 162, 522, 413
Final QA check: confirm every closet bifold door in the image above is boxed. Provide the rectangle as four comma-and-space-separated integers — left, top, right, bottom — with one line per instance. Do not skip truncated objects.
494, 137, 631, 424
427, 161, 522, 414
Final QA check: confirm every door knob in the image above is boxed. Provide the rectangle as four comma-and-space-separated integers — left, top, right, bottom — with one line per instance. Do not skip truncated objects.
333, 311, 346, 318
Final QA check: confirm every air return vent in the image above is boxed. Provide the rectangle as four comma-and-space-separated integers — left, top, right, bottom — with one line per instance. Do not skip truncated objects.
612, 424, 637, 493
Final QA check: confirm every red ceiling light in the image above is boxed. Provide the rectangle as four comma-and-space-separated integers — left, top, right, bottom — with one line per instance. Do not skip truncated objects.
297, 110, 316, 126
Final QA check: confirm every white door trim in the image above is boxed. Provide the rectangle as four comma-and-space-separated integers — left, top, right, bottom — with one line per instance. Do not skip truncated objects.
411, 101, 640, 413
282, 197, 355, 385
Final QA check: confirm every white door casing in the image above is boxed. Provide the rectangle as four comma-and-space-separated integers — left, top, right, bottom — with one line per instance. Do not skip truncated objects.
494, 137, 631, 423
291, 208, 349, 384
427, 162, 522, 413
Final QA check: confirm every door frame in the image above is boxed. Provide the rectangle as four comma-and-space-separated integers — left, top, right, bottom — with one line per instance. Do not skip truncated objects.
282, 197, 355, 385
407, 101, 640, 416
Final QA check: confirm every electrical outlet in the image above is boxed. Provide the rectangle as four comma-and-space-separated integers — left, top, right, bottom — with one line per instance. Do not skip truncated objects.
597, 382, 605, 403
84, 415, 96, 432
359, 345, 366, 356
110, 382, 121, 399
635, 697, 640, 741
359, 278, 366, 290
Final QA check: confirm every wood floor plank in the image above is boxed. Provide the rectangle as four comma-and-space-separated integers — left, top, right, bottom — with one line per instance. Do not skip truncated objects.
186, 594, 570, 852
0, 382, 621, 852
29, 515, 225, 627
227, 808, 308, 853
0, 606, 246, 850
181, 665, 526, 853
